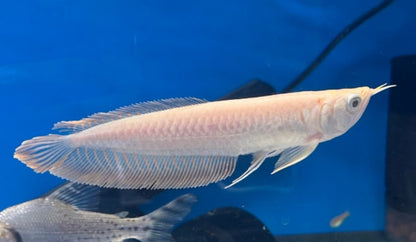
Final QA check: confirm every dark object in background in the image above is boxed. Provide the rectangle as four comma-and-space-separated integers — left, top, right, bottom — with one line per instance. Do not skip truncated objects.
275, 231, 390, 242
219, 79, 276, 100
281, 0, 396, 93
173, 207, 275, 242
95, 188, 163, 217
386, 207, 416, 241
385, 55, 416, 214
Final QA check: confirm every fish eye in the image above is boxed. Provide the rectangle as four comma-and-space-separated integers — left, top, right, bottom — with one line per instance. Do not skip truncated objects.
347, 94, 361, 112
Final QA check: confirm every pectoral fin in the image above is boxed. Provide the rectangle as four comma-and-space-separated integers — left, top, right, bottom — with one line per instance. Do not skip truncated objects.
225, 151, 269, 189
271, 143, 318, 174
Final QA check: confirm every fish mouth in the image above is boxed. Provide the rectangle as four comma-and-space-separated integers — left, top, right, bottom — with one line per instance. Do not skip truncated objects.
371, 83, 396, 96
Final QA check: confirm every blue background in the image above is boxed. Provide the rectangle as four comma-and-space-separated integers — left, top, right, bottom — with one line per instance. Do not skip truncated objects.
1, 0, 415, 235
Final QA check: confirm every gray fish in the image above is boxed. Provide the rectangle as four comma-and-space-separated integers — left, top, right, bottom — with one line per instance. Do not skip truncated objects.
0, 182, 196, 242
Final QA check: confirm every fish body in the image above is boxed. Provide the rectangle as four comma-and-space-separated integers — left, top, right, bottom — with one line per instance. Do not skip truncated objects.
0, 183, 196, 242
14, 84, 395, 189
74, 92, 319, 155
330, 211, 350, 228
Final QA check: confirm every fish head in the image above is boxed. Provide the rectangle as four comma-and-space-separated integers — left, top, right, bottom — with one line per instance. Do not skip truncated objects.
320, 84, 395, 139
0, 222, 20, 242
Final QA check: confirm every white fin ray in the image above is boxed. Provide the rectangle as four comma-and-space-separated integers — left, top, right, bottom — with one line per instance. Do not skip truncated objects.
225, 149, 284, 188
47, 146, 237, 189
224, 151, 269, 189
271, 143, 319, 174
53, 97, 207, 133
45, 182, 100, 211
14, 134, 68, 173
15, 134, 236, 189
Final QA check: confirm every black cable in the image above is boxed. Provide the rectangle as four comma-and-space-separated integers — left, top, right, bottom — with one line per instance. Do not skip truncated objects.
281, 0, 396, 93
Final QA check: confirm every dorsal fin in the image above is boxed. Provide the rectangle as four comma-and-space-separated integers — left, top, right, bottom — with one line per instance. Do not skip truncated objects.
45, 181, 100, 211
52, 97, 207, 133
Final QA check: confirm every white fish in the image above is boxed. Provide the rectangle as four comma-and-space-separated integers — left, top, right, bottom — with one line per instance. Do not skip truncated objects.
14, 84, 395, 189
330, 211, 350, 228
0, 182, 196, 242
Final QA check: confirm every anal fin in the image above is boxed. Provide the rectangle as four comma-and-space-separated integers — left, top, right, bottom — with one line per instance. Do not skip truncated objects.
271, 143, 318, 174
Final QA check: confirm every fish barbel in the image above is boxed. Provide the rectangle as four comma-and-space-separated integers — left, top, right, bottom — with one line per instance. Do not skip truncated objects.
14, 84, 395, 189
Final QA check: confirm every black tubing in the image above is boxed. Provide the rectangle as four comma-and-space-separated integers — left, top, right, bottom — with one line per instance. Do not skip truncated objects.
281, 0, 395, 93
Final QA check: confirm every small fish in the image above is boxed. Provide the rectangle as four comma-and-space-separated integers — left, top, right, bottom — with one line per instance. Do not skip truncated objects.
14, 84, 395, 189
0, 182, 196, 242
330, 211, 350, 228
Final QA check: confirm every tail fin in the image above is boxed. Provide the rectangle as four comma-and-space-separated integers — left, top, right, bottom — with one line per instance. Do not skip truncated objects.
14, 134, 72, 173
138, 194, 197, 242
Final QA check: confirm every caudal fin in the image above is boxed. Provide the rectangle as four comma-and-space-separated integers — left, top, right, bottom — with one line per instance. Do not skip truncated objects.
14, 134, 72, 173
137, 194, 197, 242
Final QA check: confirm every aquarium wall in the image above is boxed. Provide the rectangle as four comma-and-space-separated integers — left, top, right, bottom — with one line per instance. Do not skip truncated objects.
1, 0, 415, 238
